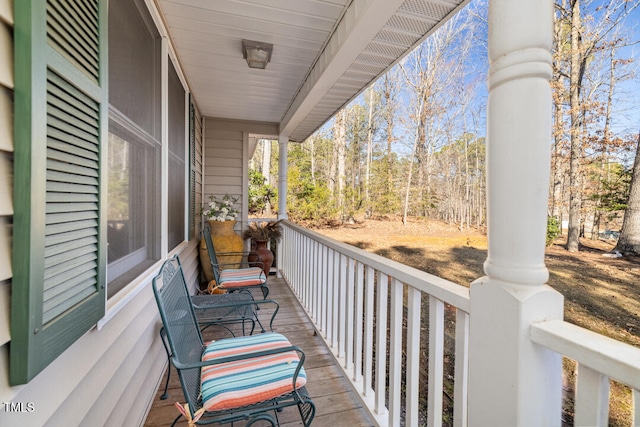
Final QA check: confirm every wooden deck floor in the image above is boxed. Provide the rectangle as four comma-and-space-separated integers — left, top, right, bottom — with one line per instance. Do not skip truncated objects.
144, 277, 375, 427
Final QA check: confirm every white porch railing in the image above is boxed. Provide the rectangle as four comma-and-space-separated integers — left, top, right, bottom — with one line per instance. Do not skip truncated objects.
279, 220, 471, 427
279, 220, 640, 426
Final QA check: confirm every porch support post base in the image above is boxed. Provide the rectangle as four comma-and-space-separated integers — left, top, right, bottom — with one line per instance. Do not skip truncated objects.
468, 279, 563, 426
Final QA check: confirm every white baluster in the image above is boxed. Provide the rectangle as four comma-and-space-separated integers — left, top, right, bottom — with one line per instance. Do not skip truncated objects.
428, 296, 444, 427
345, 257, 355, 370
406, 286, 421, 427
375, 272, 388, 415
363, 266, 375, 397
575, 364, 609, 427
389, 279, 403, 426
354, 262, 364, 383
454, 309, 469, 427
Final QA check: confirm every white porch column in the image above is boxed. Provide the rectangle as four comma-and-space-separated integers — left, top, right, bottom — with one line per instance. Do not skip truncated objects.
277, 135, 289, 220
276, 135, 288, 278
468, 1, 564, 426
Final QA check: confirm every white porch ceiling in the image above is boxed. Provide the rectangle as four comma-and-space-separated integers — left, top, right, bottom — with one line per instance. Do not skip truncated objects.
157, 0, 470, 142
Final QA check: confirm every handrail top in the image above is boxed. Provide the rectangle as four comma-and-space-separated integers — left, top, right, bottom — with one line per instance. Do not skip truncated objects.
282, 220, 470, 312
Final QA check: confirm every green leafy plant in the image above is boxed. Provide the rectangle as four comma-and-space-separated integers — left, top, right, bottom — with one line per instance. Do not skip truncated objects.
248, 169, 277, 214
546, 216, 561, 246
286, 164, 337, 224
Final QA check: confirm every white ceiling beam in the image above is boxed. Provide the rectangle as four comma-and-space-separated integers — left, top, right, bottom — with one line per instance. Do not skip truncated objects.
279, 0, 406, 139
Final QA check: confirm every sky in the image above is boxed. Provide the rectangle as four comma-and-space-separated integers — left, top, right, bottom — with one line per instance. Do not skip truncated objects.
613, 4, 640, 136
332, 0, 640, 159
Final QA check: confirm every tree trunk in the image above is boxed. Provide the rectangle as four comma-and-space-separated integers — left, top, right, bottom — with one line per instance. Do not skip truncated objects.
365, 89, 374, 213
615, 131, 640, 254
335, 109, 347, 211
329, 119, 339, 197
384, 75, 395, 202
310, 136, 316, 186
566, 0, 583, 252
262, 139, 272, 215
592, 48, 618, 239
403, 98, 424, 225
550, 6, 566, 221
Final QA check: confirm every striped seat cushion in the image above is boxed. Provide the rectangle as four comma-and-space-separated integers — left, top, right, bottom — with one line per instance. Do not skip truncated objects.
200, 333, 306, 412
219, 267, 266, 288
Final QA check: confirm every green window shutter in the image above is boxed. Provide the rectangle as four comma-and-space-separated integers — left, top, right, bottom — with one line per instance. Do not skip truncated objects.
12, 0, 107, 385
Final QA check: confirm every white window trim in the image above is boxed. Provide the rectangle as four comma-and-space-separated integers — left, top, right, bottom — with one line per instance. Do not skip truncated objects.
98, 240, 188, 330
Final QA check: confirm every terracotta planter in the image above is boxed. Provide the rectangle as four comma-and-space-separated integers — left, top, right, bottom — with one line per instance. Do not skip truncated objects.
199, 220, 244, 283
248, 240, 273, 277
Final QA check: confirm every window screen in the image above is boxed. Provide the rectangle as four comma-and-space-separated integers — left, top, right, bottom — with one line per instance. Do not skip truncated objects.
168, 61, 186, 250
107, 0, 162, 295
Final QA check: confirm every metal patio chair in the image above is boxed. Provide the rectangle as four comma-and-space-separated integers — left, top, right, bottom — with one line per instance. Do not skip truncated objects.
152, 255, 315, 426
203, 222, 269, 299
159, 281, 280, 400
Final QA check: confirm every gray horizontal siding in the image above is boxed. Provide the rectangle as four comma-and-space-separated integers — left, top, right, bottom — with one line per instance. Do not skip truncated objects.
0, 87, 12, 152
0, 17, 11, 89
0, 0, 12, 26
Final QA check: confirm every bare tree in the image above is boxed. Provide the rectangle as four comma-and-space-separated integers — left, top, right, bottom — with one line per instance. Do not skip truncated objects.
365, 88, 375, 214
333, 109, 347, 211
560, 0, 640, 251
550, 0, 570, 223
399, 14, 470, 224
380, 70, 401, 214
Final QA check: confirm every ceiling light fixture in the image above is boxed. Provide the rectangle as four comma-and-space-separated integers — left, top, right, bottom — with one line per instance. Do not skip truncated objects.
242, 39, 273, 69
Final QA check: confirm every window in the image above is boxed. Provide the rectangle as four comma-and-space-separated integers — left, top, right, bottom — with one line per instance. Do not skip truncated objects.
168, 62, 186, 250
107, 0, 162, 295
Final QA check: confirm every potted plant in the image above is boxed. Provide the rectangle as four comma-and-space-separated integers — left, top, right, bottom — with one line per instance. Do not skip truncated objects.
199, 194, 243, 283
242, 220, 283, 276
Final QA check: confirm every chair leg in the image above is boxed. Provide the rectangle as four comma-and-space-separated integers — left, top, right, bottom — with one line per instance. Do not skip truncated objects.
170, 413, 182, 427
298, 399, 316, 427
254, 316, 265, 333
160, 327, 171, 400
161, 363, 171, 400
244, 318, 258, 335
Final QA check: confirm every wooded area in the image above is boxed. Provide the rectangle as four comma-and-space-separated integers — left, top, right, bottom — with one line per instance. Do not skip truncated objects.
249, 0, 640, 253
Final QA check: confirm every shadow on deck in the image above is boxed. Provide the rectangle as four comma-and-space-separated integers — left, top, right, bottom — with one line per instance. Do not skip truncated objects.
144, 276, 375, 426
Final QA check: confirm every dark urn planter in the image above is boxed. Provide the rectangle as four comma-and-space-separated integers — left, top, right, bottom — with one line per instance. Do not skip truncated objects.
248, 240, 273, 276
